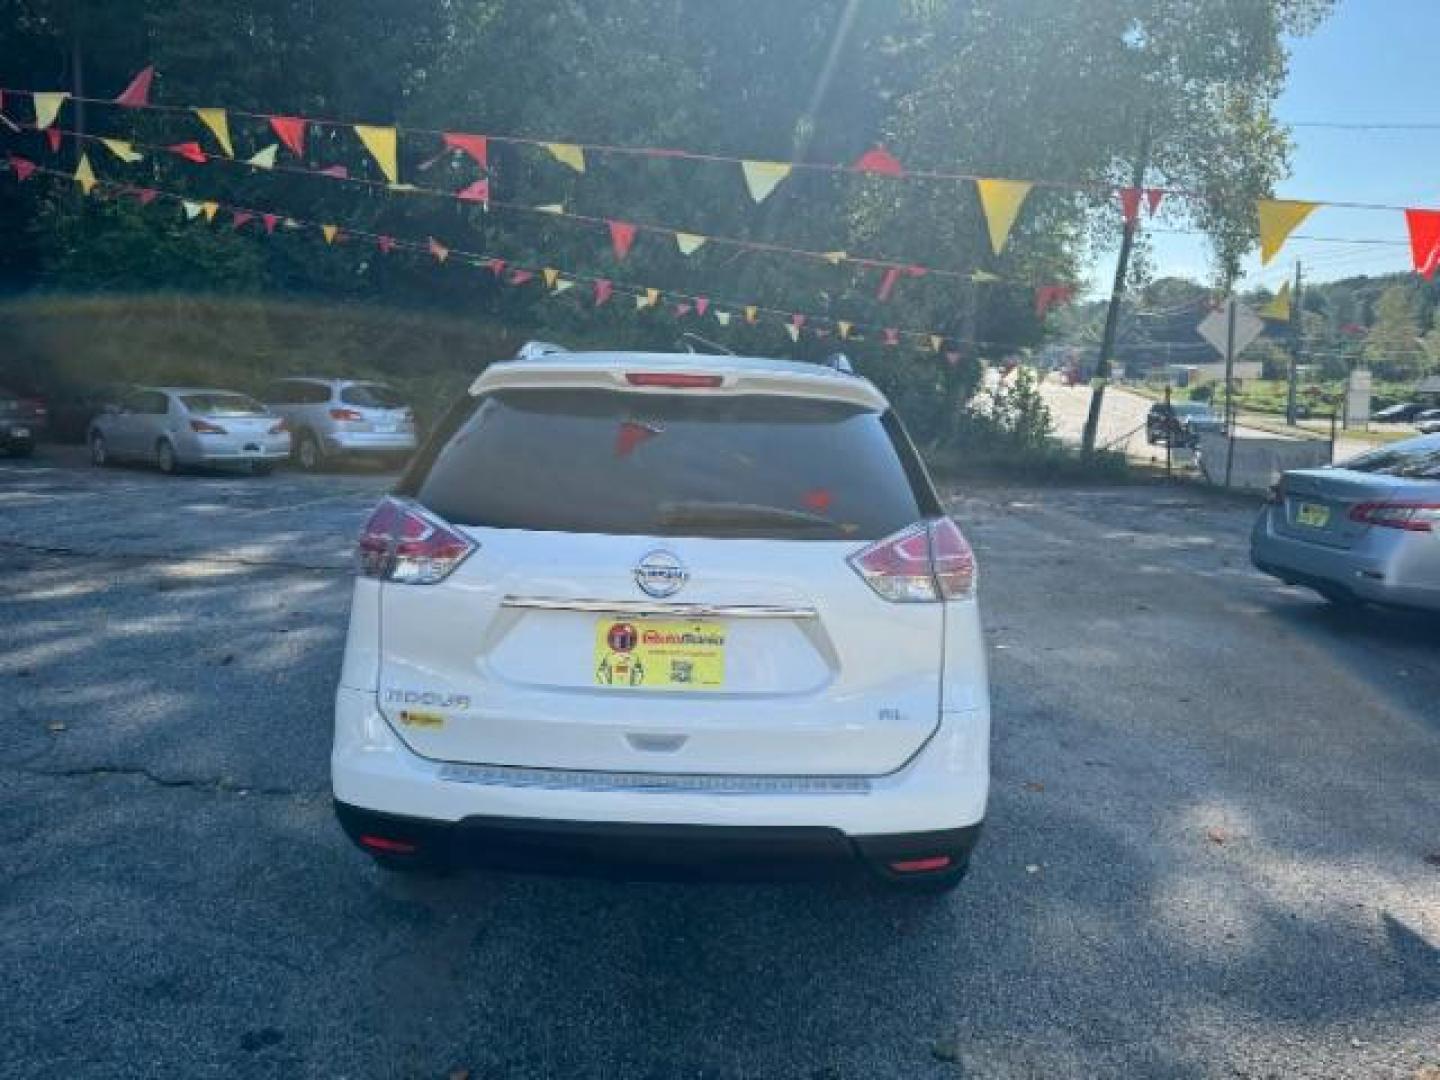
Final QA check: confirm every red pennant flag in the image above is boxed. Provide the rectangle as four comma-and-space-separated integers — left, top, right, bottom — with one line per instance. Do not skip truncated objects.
135, 187, 158, 205
615, 420, 658, 458
876, 266, 902, 302
854, 146, 904, 176
456, 179, 490, 203
262, 213, 279, 234
1035, 284, 1076, 318
443, 133, 488, 169
168, 141, 207, 164
1145, 188, 1164, 215
231, 211, 254, 230
791, 314, 806, 330
8, 154, 36, 182
608, 220, 637, 261
317, 164, 348, 179
46, 129, 62, 154
594, 279, 613, 306
508, 269, 534, 286
883, 328, 900, 346
674, 302, 692, 317
1405, 209, 1440, 279
484, 258, 506, 276
694, 297, 709, 317
269, 116, 307, 157
428, 237, 450, 263
114, 65, 154, 107
377, 235, 395, 254
1119, 187, 1142, 224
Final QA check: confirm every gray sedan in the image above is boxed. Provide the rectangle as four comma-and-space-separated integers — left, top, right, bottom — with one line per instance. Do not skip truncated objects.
1251, 433, 1440, 611
89, 387, 291, 476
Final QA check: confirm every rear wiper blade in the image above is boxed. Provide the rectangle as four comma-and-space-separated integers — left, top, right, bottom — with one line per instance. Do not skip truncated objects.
657, 501, 836, 529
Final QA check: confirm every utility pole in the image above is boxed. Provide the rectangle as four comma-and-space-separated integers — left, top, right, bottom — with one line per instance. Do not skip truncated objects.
1222, 296, 1238, 488
1081, 121, 1152, 455
1285, 260, 1303, 425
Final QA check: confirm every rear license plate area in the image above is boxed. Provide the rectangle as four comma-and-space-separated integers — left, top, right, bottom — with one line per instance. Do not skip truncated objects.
1295, 502, 1330, 528
594, 617, 726, 690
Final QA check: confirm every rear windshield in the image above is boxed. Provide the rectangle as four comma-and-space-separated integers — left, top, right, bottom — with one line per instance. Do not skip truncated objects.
180, 394, 267, 416
341, 383, 406, 408
1339, 440, 1440, 479
403, 389, 937, 540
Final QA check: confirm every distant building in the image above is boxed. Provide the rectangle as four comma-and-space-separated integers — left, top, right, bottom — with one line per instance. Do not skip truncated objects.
1415, 375, 1440, 400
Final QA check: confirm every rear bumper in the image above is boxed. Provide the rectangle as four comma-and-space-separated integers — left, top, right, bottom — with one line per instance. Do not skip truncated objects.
334, 801, 981, 881
331, 685, 989, 865
1250, 507, 1440, 611
324, 431, 417, 456
178, 434, 291, 464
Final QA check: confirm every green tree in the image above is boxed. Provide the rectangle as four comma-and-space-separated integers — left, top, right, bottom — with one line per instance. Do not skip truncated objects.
1363, 285, 1425, 379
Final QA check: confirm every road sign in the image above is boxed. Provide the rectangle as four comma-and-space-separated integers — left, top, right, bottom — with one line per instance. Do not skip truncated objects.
1198, 300, 1264, 358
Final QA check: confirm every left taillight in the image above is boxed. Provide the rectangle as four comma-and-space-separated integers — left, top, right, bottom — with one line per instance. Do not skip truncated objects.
189, 419, 226, 434
357, 497, 476, 584
1348, 502, 1440, 532
848, 518, 977, 603
269, 418, 288, 434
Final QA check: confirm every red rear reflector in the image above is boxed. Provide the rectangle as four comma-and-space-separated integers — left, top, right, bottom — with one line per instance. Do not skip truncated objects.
189, 419, 226, 434
625, 372, 723, 389
359, 835, 417, 854
889, 855, 952, 874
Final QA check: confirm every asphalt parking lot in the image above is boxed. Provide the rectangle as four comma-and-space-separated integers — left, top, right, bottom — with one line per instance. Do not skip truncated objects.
2, 449, 1437, 1079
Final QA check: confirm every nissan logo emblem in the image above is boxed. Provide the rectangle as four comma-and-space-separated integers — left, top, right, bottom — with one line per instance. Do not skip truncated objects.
634, 550, 688, 598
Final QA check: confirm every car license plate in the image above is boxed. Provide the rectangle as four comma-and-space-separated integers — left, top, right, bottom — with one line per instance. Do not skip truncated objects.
1296, 502, 1330, 528
374, 423, 397, 434
594, 617, 725, 690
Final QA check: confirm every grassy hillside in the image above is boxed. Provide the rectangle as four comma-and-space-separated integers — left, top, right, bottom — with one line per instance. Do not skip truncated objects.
0, 293, 534, 431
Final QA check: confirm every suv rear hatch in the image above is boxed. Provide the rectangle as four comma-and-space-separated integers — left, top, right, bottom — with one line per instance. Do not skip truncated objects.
372, 373, 956, 777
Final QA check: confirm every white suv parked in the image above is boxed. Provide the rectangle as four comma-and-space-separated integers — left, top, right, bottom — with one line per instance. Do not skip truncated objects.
332, 348, 990, 889
261, 377, 416, 471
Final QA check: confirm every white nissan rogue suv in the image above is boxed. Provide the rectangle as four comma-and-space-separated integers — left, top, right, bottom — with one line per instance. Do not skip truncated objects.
332, 346, 990, 889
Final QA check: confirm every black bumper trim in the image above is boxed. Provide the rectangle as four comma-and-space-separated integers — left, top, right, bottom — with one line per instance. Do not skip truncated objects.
334, 801, 981, 883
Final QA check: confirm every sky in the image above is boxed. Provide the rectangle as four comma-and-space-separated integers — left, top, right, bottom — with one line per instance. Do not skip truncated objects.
1123, 0, 1437, 293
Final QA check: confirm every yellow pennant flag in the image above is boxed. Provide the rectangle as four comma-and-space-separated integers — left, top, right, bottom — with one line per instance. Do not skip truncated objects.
100, 139, 143, 163
1257, 200, 1318, 265
543, 142, 586, 173
74, 153, 96, 195
715, 311, 731, 327
201, 201, 219, 223
246, 144, 279, 169
837, 320, 852, 340
975, 179, 1033, 256
322, 224, 339, 244
675, 232, 707, 256
1261, 280, 1292, 321
741, 160, 792, 203
634, 287, 659, 310
744, 305, 758, 324
194, 108, 234, 157
33, 92, 68, 129
554, 278, 576, 293
543, 267, 560, 289
354, 124, 399, 184
182, 200, 204, 220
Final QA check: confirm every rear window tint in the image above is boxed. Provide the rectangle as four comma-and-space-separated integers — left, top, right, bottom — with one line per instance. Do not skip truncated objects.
1339, 439, 1440, 479
341, 384, 405, 408
181, 394, 267, 416
404, 389, 936, 540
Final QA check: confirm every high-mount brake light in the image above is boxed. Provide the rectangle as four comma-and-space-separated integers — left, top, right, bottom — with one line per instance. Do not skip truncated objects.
1348, 502, 1440, 532
848, 519, 977, 603
189, 419, 226, 434
624, 372, 724, 389
357, 497, 476, 584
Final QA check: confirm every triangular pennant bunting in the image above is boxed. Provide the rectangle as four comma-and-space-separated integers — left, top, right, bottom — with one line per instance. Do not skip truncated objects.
785, 323, 800, 343
509, 270, 534, 286
975, 178, 1033, 255
45, 129, 62, 154
182, 200, 204, 220
135, 188, 158, 205
114, 66, 154, 107
542, 267, 560, 289
1145, 188, 1165, 215
232, 211, 254, 230
695, 297, 709, 317
484, 258, 506, 276
542, 142, 586, 173
823, 251, 847, 265
1404, 209, 1440, 280
594, 279, 613, 306
456, 179, 490, 204
884, 328, 900, 346
262, 213, 279, 234
443, 133, 488, 168
715, 311, 731, 327
32, 92, 68, 129
194, 108, 234, 157
246, 144, 278, 169
100, 139, 143, 163
1257, 199, 1319, 265
674, 302, 692, 318
322, 224, 339, 244
8, 155, 37, 182
744, 305, 757, 324
169, 141, 207, 164
675, 232, 707, 256
609, 220, 637, 260
1119, 187, 1143, 225
354, 124, 399, 184
837, 320, 852, 340
1260, 281, 1291, 320
201, 201, 219, 222
876, 266, 902, 302
1035, 284, 1075, 318
377, 235, 396, 254
554, 279, 576, 294
930, 335, 944, 353
428, 237, 449, 263
640, 287, 660, 309
269, 116, 307, 157
741, 159, 791, 203
317, 164, 349, 179
853, 146, 904, 176
73, 153, 96, 195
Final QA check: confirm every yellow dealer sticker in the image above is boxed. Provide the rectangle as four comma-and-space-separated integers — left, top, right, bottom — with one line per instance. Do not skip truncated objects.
594, 618, 726, 690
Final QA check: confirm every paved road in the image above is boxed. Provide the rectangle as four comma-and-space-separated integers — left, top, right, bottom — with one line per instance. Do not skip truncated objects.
2, 451, 1437, 1079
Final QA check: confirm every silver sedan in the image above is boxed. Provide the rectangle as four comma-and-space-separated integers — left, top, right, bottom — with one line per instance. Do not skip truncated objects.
89, 386, 291, 476
1251, 433, 1440, 611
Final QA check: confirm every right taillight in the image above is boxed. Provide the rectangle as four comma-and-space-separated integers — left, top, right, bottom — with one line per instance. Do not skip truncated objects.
357, 497, 476, 584
848, 518, 977, 602
1348, 502, 1440, 532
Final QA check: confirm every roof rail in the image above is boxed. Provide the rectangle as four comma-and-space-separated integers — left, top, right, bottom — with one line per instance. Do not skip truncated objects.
511, 340, 569, 363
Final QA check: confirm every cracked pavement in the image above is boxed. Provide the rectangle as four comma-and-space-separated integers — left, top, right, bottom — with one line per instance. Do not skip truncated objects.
1, 449, 1438, 1079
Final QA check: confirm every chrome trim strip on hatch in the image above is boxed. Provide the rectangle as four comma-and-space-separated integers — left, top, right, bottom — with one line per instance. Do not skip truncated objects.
438, 762, 871, 796
500, 596, 817, 619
